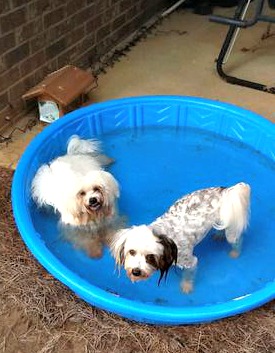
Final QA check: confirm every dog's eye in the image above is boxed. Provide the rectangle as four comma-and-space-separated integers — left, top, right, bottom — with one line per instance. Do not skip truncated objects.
93, 187, 100, 192
146, 254, 156, 263
129, 250, 136, 256
146, 254, 158, 268
79, 191, 86, 196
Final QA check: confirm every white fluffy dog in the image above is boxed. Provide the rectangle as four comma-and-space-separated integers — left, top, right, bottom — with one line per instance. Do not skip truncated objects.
32, 135, 120, 257
110, 182, 250, 293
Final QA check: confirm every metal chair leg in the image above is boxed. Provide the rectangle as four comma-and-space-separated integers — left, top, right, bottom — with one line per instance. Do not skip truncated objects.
210, 0, 275, 94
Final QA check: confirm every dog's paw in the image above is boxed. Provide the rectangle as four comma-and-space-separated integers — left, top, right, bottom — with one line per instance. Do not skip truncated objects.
181, 280, 193, 294
87, 242, 103, 259
229, 249, 240, 258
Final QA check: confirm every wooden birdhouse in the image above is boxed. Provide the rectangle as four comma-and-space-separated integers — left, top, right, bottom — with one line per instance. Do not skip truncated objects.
22, 65, 97, 123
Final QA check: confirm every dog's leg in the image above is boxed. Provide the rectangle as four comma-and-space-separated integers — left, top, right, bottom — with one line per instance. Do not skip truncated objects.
87, 236, 104, 258
225, 229, 243, 258
180, 265, 197, 294
229, 241, 242, 258
212, 229, 225, 241
60, 225, 104, 258
178, 251, 198, 294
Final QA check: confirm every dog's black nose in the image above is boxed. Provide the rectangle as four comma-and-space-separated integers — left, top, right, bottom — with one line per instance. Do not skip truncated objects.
132, 268, 141, 277
89, 197, 98, 206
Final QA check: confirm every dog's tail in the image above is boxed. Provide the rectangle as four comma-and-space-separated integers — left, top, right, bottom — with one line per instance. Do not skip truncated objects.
67, 135, 101, 156
214, 182, 251, 238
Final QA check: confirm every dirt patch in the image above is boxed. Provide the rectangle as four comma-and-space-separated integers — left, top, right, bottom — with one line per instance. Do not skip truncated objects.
1, 167, 275, 353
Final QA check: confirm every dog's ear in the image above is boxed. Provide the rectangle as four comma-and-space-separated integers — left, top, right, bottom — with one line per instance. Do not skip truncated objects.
112, 239, 125, 267
99, 171, 120, 199
110, 229, 128, 267
118, 241, 125, 266
154, 234, 178, 285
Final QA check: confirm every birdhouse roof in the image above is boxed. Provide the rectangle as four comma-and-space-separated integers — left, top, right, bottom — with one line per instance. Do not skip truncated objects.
22, 65, 96, 106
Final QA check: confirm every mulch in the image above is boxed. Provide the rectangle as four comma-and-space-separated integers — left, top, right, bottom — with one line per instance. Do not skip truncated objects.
0, 166, 275, 353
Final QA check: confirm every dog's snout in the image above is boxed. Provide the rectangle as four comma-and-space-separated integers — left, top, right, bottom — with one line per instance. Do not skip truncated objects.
132, 268, 141, 277
89, 197, 98, 206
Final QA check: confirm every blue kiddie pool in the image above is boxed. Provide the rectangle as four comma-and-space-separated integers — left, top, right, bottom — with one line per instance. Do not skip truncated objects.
12, 96, 275, 325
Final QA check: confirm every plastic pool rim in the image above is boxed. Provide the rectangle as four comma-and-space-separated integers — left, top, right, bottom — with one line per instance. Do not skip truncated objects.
12, 95, 275, 325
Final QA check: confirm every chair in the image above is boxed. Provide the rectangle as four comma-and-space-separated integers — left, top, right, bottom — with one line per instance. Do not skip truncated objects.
209, 0, 275, 94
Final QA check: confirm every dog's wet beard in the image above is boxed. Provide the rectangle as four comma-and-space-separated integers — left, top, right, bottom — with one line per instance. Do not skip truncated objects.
59, 224, 103, 258
75, 203, 113, 226
60, 215, 125, 258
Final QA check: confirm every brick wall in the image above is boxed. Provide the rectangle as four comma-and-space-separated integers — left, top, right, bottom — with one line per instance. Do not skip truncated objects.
0, 0, 170, 131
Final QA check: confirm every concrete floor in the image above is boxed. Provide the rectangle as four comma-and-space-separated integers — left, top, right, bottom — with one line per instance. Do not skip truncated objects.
1, 6, 274, 169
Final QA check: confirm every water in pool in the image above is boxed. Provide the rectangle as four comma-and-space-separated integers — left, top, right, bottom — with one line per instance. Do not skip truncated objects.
32, 126, 275, 307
